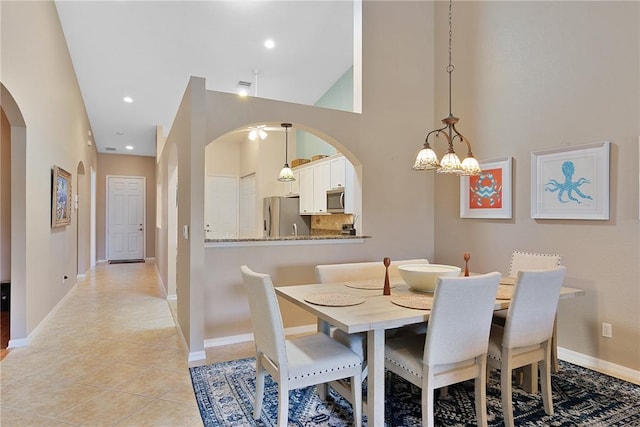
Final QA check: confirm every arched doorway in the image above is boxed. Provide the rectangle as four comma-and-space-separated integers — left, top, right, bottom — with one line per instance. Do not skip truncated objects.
1, 84, 27, 347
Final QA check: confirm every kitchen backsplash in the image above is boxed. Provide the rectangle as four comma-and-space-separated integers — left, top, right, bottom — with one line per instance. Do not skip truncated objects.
311, 214, 354, 235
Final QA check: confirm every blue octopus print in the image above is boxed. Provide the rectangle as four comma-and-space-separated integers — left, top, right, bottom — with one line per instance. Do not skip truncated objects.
545, 160, 592, 204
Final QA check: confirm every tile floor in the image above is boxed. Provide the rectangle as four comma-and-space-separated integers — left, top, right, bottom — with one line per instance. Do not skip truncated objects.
0, 262, 254, 426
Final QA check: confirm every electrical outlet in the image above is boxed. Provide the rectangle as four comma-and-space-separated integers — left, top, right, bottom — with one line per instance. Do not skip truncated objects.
602, 322, 612, 338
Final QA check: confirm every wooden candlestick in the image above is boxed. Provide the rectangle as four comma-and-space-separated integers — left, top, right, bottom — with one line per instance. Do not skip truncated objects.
463, 252, 470, 277
383, 257, 391, 295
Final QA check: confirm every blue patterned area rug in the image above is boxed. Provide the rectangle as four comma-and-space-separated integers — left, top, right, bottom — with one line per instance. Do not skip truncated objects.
190, 357, 640, 426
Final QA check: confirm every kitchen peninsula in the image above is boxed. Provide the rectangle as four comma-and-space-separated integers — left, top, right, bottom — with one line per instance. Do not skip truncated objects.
205, 234, 370, 247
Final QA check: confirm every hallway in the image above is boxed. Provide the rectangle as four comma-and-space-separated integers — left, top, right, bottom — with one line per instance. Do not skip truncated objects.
0, 262, 252, 426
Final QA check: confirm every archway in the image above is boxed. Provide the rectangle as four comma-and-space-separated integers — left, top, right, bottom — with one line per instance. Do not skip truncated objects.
1, 84, 27, 346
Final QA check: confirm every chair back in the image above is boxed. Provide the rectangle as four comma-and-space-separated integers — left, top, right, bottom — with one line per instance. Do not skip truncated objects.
240, 265, 287, 367
503, 267, 567, 349
509, 251, 561, 278
316, 259, 429, 283
423, 272, 501, 366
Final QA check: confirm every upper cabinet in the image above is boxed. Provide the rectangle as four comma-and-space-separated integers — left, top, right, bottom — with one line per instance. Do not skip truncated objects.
295, 154, 356, 215
330, 156, 346, 189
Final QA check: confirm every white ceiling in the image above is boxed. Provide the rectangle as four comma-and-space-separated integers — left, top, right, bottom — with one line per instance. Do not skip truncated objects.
55, 1, 354, 157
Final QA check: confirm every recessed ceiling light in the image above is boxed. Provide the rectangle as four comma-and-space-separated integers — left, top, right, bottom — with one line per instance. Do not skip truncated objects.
125, 145, 134, 150
264, 39, 275, 49
116, 131, 125, 135
123, 96, 133, 103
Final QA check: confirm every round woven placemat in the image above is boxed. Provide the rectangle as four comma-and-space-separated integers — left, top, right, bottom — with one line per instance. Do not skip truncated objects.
390, 293, 433, 310
496, 284, 515, 300
343, 280, 401, 290
304, 292, 365, 307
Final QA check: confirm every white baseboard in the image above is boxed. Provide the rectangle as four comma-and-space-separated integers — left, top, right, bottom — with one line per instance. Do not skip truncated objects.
97, 259, 107, 265
145, 257, 156, 263
8, 283, 78, 349
166, 294, 177, 301
189, 350, 207, 363
558, 346, 640, 385
76, 273, 86, 280
203, 324, 317, 349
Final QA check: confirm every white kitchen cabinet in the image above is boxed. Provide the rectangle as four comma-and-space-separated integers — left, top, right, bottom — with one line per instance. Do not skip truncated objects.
313, 161, 331, 213
298, 167, 314, 214
330, 156, 346, 189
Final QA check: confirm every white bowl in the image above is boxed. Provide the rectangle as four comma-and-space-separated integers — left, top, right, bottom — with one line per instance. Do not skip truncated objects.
398, 264, 462, 293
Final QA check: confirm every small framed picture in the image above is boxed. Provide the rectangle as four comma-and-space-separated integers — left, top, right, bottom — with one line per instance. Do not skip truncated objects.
52, 165, 73, 228
460, 157, 512, 219
531, 141, 610, 220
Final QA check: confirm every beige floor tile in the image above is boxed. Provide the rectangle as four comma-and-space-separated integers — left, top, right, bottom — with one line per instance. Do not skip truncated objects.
56, 389, 154, 426
115, 398, 202, 427
0, 406, 78, 427
0, 263, 246, 427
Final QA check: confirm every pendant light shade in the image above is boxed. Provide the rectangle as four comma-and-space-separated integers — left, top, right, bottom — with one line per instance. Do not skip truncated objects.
278, 123, 295, 182
413, 0, 481, 176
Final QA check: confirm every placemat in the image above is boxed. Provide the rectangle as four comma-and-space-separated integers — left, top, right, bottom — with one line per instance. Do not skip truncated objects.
343, 279, 401, 290
304, 292, 365, 307
496, 284, 515, 300
390, 293, 433, 310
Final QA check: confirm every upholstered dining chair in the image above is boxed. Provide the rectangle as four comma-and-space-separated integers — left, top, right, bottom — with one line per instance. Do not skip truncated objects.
495, 250, 562, 374
240, 265, 363, 427
314, 258, 430, 398
384, 272, 501, 427
487, 267, 567, 427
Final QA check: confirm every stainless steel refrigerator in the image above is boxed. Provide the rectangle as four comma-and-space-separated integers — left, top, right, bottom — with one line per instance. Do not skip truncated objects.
263, 196, 311, 237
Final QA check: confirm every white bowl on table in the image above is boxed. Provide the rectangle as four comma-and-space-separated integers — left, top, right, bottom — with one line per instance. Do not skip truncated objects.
398, 264, 462, 293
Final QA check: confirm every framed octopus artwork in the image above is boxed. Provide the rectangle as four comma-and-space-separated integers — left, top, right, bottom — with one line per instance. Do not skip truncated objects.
460, 157, 512, 219
531, 141, 610, 220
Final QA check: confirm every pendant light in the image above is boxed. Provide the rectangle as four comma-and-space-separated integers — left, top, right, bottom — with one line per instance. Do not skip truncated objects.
413, 0, 481, 176
277, 123, 295, 182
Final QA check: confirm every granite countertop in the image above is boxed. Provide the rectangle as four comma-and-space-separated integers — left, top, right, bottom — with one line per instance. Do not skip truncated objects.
205, 234, 370, 243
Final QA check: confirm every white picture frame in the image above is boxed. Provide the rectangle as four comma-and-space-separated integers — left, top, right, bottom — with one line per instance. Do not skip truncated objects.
531, 141, 610, 220
460, 157, 512, 219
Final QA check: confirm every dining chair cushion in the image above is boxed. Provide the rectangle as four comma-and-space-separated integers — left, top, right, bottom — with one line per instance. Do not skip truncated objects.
285, 334, 362, 381
487, 324, 544, 359
332, 328, 367, 360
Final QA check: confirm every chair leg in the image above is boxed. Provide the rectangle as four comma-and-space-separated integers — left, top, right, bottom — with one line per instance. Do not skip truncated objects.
541, 340, 555, 416
551, 316, 559, 373
277, 380, 289, 427
474, 355, 488, 427
522, 362, 539, 394
423, 367, 435, 427
501, 349, 515, 427
254, 354, 265, 420
351, 373, 362, 427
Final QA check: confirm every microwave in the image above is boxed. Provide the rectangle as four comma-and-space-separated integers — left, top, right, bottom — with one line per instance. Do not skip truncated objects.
326, 188, 345, 213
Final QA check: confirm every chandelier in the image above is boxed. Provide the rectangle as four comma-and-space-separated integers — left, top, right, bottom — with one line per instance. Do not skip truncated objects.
413, 0, 481, 176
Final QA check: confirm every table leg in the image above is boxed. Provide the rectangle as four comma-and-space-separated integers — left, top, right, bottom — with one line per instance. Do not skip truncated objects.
317, 319, 330, 400
367, 328, 385, 426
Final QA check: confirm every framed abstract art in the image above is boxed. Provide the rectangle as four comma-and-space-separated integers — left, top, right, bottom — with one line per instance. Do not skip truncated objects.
460, 157, 512, 219
531, 141, 610, 220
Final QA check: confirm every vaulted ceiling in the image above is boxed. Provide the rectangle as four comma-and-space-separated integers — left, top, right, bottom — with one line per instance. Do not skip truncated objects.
55, 1, 354, 157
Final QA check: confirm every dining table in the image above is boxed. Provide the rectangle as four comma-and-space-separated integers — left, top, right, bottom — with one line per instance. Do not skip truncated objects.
275, 276, 585, 426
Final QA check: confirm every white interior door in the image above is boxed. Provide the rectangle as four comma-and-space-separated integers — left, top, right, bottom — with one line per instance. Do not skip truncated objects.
205, 175, 238, 239
239, 174, 257, 238
107, 176, 145, 261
